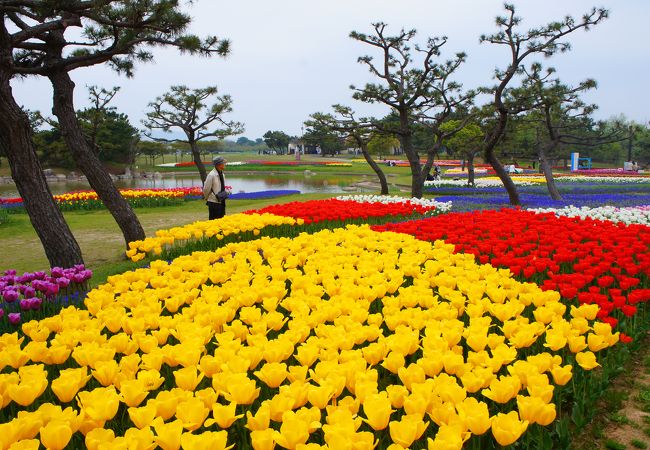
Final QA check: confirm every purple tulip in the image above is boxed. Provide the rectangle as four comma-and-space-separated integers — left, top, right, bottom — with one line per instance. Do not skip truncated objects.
19, 299, 31, 311
8, 312, 21, 325
0, 308, 4, 319
44, 282, 59, 297
57, 277, 71, 288
4, 269, 16, 276
23, 286, 36, 298
33, 271, 46, 280
72, 273, 86, 284
2, 289, 19, 303
29, 297, 42, 310
51, 267, 64, 278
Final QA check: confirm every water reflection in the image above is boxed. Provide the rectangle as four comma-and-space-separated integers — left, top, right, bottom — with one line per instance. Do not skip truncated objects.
0, 174, 360, 198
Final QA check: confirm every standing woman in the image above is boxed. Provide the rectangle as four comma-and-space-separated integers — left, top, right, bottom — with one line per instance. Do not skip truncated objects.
203, 156, 228, 220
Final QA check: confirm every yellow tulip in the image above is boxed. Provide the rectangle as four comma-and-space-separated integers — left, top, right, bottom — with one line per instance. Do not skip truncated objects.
51, 368, 90, 403
223, 374, 260, 405
273, 417, 310, 449
362, 392, 393, 431
307, 385, 334, 410
122, 427, 154, 450
516, 395, 556, 426
550, 364, 573, 386
246, 403, 271, 432
381, 352, 405, 374
388, 414, 429, 448
118, 379, 150, 407
250, 429, 276, 450
397, 364, 426, 391
77, 387, 120, 422
567, 335, 588, 353
481, 375, 521, 404
575, 351, 600, 370
173, 366, 205, 391
128, 402, 158, 429
8, 439, 40, 450
153, 391, 179, 421
152, 418, 183, 450
587, 333, 609, 352
85, 428, 115, 450
458, 397, 491, 435
427, 424, 471, 450
182, 430, 232, 450
255, 362, 289, 388
385, 385, 409, 409
39, 420, 72, 450
175, 397, 209, 431
491, 411, 528, 446
91, 360, 120, 387
7, 377, 48, 407
207, 402, 244, 429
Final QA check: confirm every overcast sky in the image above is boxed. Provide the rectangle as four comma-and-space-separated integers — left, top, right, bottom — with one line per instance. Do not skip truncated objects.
10, 0, 650, 140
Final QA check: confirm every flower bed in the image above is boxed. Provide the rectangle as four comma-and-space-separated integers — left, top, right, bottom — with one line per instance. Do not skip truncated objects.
0, 226, 626, 449
125, 197, 449, 262
0, 266, 92, 331
0, 188, 198, 213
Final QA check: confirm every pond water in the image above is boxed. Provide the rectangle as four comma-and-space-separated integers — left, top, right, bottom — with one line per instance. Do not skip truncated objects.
0, 173, 363, 198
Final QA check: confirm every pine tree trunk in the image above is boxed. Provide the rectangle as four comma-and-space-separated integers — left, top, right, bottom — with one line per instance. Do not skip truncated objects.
189, 140, 207, 183
0, 70, 84, 268
539, 144, 562, 200
485, 148, 520, 206
360, 144, 389, 195
49, 70, 146, 246
467, 153, 476, 187
398, 115, 423, 198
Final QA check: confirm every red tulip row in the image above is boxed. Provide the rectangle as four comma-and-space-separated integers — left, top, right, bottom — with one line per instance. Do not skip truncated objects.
373, 209, 650, 338
246, 198, 436, 224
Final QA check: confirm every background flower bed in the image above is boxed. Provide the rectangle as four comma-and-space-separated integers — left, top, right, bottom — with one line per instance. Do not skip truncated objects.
125, 197, 449, 263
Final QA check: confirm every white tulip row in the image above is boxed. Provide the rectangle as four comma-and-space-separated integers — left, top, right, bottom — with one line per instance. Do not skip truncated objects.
336, 194, 453, 213
528, 205, 650, 226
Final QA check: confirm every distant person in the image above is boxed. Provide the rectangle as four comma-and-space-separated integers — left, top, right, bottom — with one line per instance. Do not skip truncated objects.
203, 156, 229, 220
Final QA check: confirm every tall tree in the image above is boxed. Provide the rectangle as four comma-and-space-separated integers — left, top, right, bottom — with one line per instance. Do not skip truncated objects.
84, 86, 119, 155
522, 64, 624, 200
1, 1, 231, 263
143, 85, 243, 183
350, 23, 471, 198
479, 3, 608, 205
302, 124, 344, 156
262, 130, 291, 155
307, 105, 389, 194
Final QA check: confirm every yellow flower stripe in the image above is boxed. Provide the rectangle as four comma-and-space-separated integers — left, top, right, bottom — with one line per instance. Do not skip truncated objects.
125, 213, 301, 261
0, 226, 617, 449
55, 189, 186, 203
